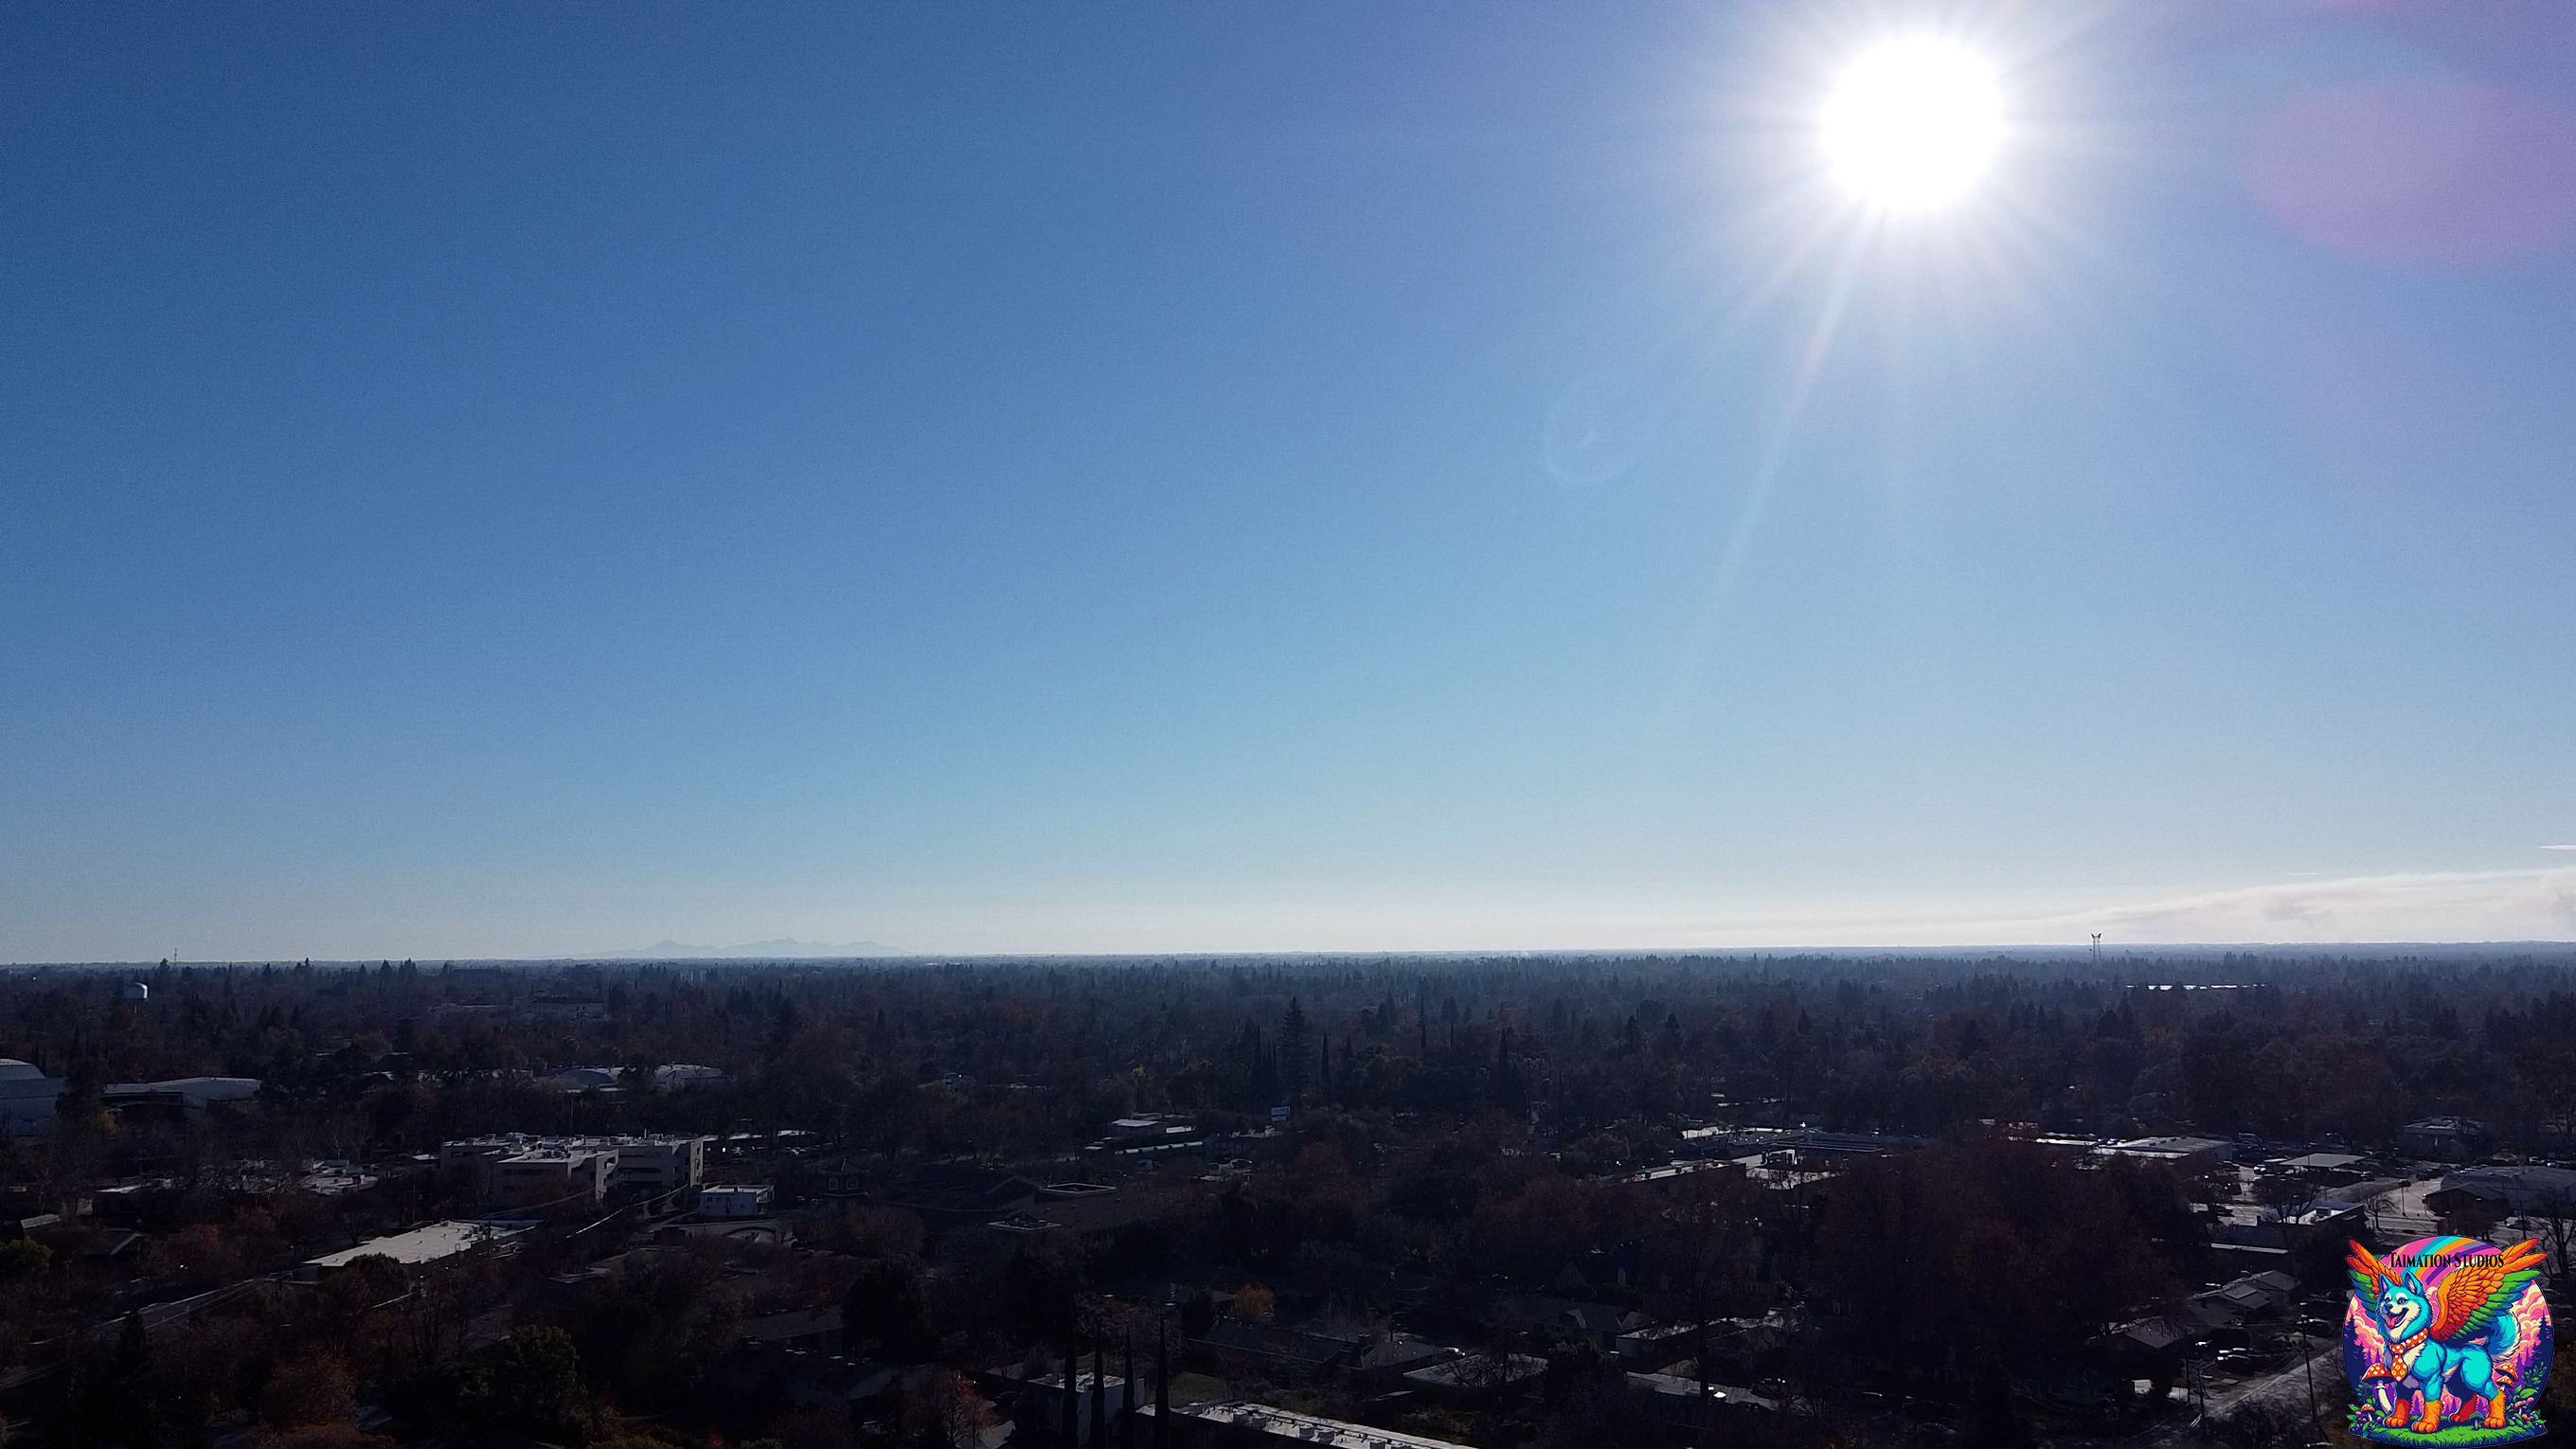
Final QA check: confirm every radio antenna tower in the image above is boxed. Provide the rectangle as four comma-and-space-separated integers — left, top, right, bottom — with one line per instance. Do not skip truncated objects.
2090, 933, 2102, 970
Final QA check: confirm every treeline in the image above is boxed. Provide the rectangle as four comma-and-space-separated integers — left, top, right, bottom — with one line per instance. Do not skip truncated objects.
4, 951, 2575, 1169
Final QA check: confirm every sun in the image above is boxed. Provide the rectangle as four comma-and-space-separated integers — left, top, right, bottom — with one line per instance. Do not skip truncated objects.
1821, 40, 2003, 212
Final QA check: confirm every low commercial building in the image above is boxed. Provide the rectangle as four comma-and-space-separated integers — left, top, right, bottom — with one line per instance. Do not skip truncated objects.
1146, 1401, 1473, 1449
1099, 1114, 1202, 1154
0, 1060, 68, 1136
103, 1076, 263, 1126
700, 1184, 774, 1218
965, 1182, 1159, 1254
2095, 1136, 2233, 1176
2431, 1165, 2576, 1216
296, 1219, 530, 1281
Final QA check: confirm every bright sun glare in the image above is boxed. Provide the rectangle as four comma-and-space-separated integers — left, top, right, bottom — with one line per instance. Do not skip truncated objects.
1821, 40, 2003, 212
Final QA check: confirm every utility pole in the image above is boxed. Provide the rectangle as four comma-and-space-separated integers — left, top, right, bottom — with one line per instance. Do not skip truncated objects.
2301, 1325, 2320, 1440
1697, 1312, 1714, 1449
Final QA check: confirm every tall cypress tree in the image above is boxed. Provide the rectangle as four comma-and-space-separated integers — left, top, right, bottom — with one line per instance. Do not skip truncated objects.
1091, 1339, 1106, 1447
1062, 1340, 1079, 1446
1280, 998, 1309, 1114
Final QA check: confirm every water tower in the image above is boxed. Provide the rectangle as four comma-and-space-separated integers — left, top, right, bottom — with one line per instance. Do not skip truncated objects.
120, 981, 150, 1003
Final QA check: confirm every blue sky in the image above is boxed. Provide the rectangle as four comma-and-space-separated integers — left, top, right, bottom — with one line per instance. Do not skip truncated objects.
6, 3, 2574, 959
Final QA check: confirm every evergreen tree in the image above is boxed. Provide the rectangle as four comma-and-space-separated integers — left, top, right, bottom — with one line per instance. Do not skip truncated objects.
1279, 999, 1309, 1113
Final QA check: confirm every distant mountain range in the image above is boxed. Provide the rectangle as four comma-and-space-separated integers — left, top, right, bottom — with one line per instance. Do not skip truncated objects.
594, 938, 901, 959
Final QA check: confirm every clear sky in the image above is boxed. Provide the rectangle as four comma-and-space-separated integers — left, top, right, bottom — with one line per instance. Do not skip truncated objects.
6, 3, 2574, 961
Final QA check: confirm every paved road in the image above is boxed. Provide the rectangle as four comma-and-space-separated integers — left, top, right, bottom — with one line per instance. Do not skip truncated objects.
2372, 1180, 2441, 1241
2133, 1338, 2338, 1449
2202, 1341, 2334, 1422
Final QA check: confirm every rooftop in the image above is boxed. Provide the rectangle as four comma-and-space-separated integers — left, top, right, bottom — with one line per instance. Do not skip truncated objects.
1626, 1372, 1780, 1409
2108, 1136, 2229, 1154
302, 1219, 530, 1272
103, 1076, 264, 1102
738, 1306, 846, 1343
1402, 1352, 1548, 1388
2441, 1164, 2576, 1196
1158, 1401, 1477, 1449
446, 1132, 708, 1150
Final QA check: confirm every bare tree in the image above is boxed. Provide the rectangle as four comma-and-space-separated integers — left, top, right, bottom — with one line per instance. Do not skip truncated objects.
1455, 1308, 1534, 1397
913, 1368, 993, 1449
2531, 1189, 2576, 1276
1455, 1341, 1530, 1396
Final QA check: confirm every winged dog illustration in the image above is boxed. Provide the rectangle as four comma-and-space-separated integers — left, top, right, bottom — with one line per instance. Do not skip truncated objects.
2347, 1237, 2546, 1434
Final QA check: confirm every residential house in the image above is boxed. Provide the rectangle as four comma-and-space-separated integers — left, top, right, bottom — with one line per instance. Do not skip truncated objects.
719, 1345, 901, 1412
739, 1306, 847, 1356
2398, 1118, 2492, 1164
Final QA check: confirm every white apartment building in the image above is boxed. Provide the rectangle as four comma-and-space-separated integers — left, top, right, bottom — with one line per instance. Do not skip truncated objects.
609, 1135, 706, 1192
441, 1133, 707, 1204
492, 1145, 617, 1208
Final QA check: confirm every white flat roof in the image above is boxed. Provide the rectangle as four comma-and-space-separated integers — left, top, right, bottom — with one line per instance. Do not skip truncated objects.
302, 1220, 528, 1271
105, 1076, 262, 1101
1168, 1401, 1477, 1449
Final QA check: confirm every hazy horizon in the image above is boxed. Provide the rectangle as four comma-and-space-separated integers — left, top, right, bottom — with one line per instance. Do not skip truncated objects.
12, 854, 2574, 966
